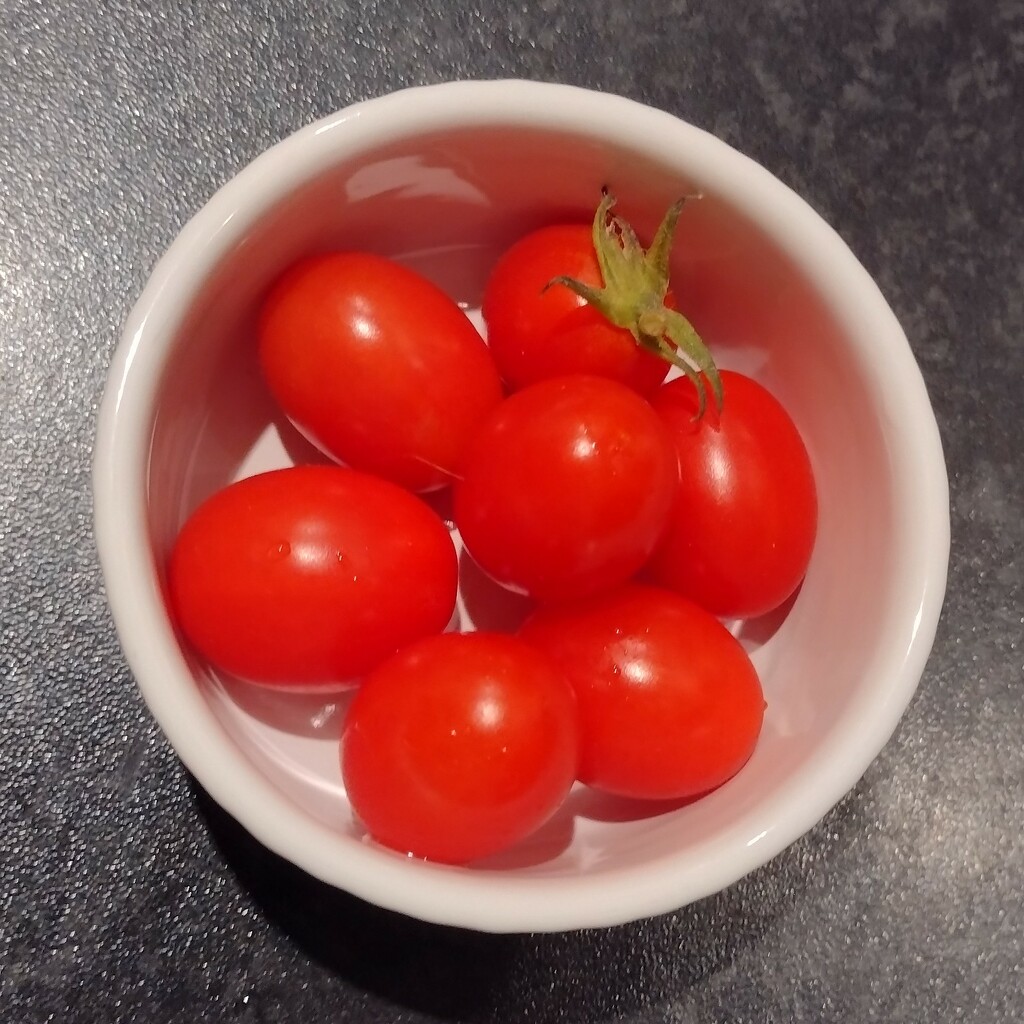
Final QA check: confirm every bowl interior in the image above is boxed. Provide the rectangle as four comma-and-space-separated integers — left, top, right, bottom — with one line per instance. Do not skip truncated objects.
133, 108, 921, 917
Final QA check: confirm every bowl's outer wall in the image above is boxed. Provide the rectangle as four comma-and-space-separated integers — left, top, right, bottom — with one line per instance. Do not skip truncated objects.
94, 81, 950, 932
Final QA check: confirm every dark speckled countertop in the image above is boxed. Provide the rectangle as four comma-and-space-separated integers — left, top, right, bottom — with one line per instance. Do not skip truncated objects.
2, 1, 1022, 1021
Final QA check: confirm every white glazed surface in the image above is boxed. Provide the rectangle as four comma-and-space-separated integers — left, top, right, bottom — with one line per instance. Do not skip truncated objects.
93, 80, 949, 933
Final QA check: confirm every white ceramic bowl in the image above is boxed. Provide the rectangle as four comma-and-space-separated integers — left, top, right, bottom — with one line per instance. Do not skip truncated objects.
93, 80, 949, 933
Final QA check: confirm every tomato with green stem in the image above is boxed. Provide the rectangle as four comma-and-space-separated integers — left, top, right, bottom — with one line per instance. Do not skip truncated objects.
483, 192, 722, 412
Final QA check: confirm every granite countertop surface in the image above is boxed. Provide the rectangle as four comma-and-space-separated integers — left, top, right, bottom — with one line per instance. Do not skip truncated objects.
2, 1, 1021, 1021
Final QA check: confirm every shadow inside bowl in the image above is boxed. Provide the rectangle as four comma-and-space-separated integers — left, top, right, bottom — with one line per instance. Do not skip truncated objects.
471, 798, 577, 871
730, 585, 803, 652
275, 414, 334, 470
567, 786, 708, 823
457, 549, 536, 634
214, 676, 356, 740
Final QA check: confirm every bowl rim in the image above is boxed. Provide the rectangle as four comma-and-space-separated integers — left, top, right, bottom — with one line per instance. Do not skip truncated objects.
93, 78, 950, 933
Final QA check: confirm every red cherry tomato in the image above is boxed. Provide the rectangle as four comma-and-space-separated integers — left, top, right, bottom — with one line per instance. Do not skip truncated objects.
519, 584, 765, 800
482, 224, 672, 395
168, 466, 458, 687
342, 632, 579, 864
648, 370, 817, 619
259, 253, 503, 492
453, 375, 679, 603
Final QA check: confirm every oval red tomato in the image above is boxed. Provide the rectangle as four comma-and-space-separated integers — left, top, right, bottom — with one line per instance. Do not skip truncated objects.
482, 224, 672, 395
168, 466, 458, 687
453, 375, 679, 603
519, 584, 765, 800
259, 253, 503, 492
342, 632, 579, 864
648, 370, 817, 619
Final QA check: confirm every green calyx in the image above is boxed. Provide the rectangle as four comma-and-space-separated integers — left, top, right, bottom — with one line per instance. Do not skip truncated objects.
547, 190, 723, 417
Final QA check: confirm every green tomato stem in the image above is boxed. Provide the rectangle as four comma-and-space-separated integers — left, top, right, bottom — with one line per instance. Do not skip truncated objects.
549, 191, 723, 417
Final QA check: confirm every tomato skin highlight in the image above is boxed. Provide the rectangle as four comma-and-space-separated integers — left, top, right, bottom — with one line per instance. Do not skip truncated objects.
168, 466, 458, 687
482, 224, 672, 395
453, 375, 680, 604
342, 632, 579, 864
647, 370, 817, 619
520, 584, 765, 800
258, 253, 504, 492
